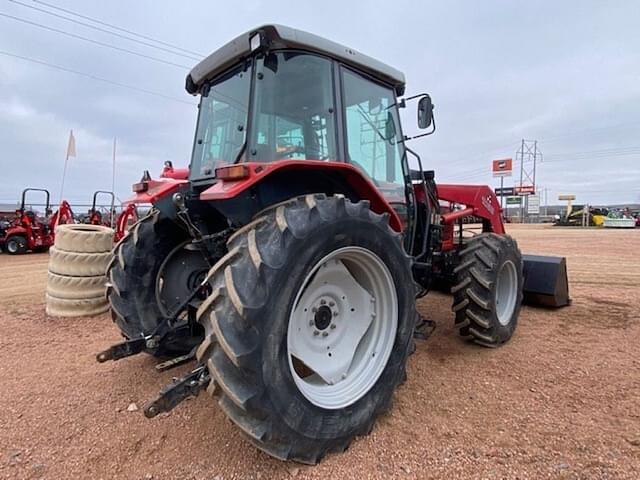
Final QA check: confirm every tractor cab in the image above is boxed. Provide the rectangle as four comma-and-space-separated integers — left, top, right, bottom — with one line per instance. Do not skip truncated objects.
185, 25, 432, 218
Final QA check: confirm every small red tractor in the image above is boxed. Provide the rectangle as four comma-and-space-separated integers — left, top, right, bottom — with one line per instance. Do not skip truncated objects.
98, 25, 569, 463
86, 190, 116, 227
0, 188, 74, 254
84, 190, 140, 242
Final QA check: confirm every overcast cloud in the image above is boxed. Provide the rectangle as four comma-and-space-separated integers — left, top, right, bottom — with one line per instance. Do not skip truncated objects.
1, 0, 639, 208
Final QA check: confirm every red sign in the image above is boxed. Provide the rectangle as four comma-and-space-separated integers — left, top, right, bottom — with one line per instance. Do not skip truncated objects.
492, 158, 513, 177
515, 185, 535, 195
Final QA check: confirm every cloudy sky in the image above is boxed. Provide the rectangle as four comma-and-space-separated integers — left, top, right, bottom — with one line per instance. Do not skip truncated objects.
1, 0, 638, 209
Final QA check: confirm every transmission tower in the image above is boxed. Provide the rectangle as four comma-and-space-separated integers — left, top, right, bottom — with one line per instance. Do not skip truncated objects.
516, 139, 542, 221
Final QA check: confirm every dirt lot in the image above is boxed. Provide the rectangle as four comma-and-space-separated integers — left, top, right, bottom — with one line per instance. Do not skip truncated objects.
0, 224, 638, 479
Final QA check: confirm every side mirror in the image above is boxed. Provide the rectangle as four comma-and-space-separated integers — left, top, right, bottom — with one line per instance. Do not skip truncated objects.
417, 95, 434, 129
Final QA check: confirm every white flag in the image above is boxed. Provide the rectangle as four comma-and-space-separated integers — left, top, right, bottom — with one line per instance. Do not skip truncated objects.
66, 129, 76, 159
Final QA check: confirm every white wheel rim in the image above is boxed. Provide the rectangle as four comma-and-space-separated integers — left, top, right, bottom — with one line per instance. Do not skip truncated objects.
496, 260, 518, 326
287, 246, 398, 410
7, 240, 18, 253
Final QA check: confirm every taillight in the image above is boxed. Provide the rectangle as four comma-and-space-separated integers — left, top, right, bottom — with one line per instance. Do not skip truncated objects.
215, 164, 250, 180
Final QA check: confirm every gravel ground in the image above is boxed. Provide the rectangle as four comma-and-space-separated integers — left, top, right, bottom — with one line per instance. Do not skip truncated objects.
0, 224, 638, 479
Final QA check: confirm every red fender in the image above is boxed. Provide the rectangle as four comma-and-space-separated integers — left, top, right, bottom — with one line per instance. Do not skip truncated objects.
4, 225, 28, 237
126, 177, 187, 204
200, 160, 403, 232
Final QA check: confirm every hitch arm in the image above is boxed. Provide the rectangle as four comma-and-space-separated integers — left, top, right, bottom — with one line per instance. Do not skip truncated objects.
96, 338, 146, 362
143, 365, 211, 418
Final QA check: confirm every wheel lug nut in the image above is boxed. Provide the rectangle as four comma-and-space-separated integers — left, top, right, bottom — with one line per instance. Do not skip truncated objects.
309, 320, 314, 326
322, 332, 328, 337
329, 301, 335, 307
313, 330, 319, 336
320, 299, 326, 305
333, 311, 338, 317
330, 324, 336, 329
312, 307, 317, 313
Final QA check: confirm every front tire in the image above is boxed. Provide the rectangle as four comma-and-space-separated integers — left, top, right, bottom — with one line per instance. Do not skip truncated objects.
195, 194, 416, 463
5, 235, 27, 255
451, 233, 523, 347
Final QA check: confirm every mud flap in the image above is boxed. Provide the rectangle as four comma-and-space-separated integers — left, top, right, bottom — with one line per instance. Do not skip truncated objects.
522, 254, 570, 307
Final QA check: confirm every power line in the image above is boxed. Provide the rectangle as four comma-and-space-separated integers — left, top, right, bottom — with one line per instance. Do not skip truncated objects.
0, 50, 196, 105
435, 141, 521, 171
6, 0, 202, 61
0, 12, 191, 69
544, 146, 640, 160
32, 0, 205, 57
536, 121, 640, 144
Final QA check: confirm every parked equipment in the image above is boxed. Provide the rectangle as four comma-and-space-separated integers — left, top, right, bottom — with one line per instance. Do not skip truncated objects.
0, 188, 74, 254
603, 210, 637, 228
98, 25, 570, 463
554, 204, 607, 227
113, 202, 139, 242
86, 190, 116, 227
82, 190, 141, 242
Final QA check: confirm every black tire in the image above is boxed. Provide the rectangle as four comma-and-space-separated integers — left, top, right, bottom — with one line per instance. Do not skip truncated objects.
6, 235, 27, 255
195, 194, 416, 464
451, 233, 523, 347
107, 209, 208, 356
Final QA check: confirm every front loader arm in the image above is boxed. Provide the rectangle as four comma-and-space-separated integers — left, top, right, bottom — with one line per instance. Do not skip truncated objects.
437, 184, 505, 234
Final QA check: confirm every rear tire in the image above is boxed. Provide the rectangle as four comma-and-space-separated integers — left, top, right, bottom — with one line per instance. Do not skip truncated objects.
107, 209, 209, 356
5, 235, 27, 255
195, 195, 416, 463
451, 233, 523, 347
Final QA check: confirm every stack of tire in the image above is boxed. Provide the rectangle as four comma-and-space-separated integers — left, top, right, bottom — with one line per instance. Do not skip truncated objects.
45, 224, 114, 317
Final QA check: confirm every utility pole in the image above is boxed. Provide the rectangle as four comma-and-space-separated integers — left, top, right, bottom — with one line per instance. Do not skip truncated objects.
516, 139, 541, 223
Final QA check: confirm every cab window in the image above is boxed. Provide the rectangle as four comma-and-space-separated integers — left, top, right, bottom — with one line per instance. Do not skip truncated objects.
249, 52, 337, 162
341, 68, 405, 204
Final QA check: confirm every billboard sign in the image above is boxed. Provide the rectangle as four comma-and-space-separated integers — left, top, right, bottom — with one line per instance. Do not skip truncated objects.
527, 194, 540, 214
492, 158, 513, 177
558, 194, 576, 201
515, 185, 535, 195
495, 187, 515, 196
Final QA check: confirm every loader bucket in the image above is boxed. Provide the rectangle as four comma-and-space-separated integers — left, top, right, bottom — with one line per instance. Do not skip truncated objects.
522, 254, 570, 307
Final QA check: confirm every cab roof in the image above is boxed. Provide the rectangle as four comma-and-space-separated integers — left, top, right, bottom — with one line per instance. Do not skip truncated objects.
186, 24, 406, 96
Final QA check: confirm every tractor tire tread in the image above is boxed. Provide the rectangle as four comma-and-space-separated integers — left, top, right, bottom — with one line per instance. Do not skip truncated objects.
45, 293, 109, 317
451, 233, 523, 347
195, 194, 414, 464
46, 271, 107, 299
48, 247, 112, 277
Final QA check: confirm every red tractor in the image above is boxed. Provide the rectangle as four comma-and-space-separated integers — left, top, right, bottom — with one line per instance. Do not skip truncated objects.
98, 25, 569, 463
84, 190, 142, 242
86, 190, 116, 227
0, 188, 74, 254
